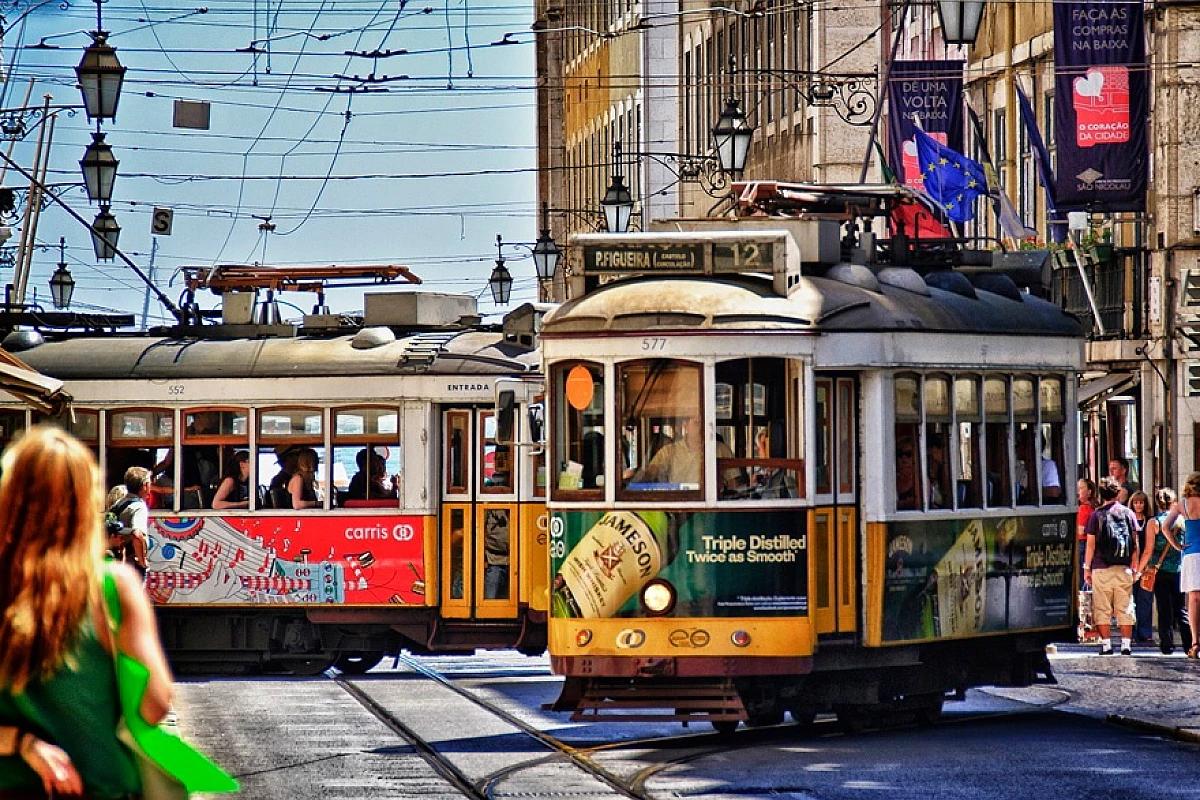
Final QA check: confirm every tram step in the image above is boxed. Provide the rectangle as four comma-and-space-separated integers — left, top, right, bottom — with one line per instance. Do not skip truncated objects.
570, 679, 746, 723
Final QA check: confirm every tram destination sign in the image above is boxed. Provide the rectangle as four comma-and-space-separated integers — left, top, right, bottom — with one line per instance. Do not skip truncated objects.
583, 242, 704, 273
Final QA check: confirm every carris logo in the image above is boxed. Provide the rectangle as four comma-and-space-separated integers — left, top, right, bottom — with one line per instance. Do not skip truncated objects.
667, 629, 711, 648
615, 629, 646, 649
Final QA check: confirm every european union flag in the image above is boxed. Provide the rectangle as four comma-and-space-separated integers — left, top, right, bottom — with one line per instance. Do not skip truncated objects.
913, 127, 989, 223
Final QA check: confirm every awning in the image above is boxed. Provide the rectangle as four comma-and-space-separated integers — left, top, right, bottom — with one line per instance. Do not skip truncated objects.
0, 349, 70, 415
1079, 371, 1138, 407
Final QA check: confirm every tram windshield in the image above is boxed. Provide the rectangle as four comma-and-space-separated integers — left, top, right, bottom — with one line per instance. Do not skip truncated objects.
619, 360, 704, 496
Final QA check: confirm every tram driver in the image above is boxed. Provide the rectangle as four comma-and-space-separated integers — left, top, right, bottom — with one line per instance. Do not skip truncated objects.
638, 415, 740, 491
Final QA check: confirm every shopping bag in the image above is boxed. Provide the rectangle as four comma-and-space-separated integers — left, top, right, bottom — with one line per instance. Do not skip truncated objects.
104, 571, 239, 798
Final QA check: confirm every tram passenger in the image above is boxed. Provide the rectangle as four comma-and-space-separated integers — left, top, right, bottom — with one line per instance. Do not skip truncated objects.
267, 446, 301, 509
288, 447, 320, 510
180, 412, 221, 510
483, 509, 510, 599
926, 434, 950, 509
347, 448, 396, 500
0, 426, 175, 800
895, 437, 918, 510
211, 451, 251, 510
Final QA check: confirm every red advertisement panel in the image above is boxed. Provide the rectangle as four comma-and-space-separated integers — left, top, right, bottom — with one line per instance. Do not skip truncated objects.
144, 515, 427, 606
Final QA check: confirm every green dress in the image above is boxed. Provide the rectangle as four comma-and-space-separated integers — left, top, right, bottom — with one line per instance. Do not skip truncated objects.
0, 609, 141, 798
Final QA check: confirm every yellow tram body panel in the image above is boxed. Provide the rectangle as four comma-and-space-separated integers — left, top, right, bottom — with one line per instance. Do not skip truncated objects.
550, 616, 814, 659
519, 503, 550, 613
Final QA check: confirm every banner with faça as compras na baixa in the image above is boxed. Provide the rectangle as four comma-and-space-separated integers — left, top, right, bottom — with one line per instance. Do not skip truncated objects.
1053, 0, 1148, 212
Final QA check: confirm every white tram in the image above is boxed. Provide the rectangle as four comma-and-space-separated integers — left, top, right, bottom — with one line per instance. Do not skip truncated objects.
1, 279, 550, 673
537, 184, 1084, 728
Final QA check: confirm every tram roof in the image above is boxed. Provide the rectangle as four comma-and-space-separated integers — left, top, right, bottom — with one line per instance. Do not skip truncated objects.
541, 271, 1082, 338
16, 329, 538, 381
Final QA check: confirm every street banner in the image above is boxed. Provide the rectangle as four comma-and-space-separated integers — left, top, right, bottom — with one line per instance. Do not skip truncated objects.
886, 60, 965, 191
1053, 0, 1148, 211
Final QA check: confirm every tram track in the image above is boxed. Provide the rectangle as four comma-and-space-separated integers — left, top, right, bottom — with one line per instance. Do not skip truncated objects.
331, 654, 1077, 799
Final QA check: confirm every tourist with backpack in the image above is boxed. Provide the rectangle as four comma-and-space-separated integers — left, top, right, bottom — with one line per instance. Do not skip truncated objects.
1083, 476, 1141, 655
106, 467, 152, 577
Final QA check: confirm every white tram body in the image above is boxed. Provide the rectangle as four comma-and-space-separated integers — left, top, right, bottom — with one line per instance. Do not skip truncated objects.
540, 198, 1084, 727
2, 295, 549, 672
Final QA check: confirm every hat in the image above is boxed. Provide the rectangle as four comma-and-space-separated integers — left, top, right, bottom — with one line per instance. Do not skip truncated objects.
274, 444, 302, 458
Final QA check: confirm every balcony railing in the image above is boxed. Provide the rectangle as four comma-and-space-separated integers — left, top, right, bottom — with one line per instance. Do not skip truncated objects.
1051, 247, 1143, 339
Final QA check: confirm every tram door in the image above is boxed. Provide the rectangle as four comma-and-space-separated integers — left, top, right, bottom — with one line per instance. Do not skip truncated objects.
811, 375, 858, 636
440, 408, 518, 620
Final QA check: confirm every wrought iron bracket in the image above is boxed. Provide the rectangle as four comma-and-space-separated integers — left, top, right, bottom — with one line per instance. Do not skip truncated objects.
754, 68, 879, 127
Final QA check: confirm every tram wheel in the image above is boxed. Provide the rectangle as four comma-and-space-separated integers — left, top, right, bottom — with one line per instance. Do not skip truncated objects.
711, 719, 740, 735
836, 707, 871, 734
746, 710, 785, 728
915, 697, 944, 726
334, 652, 385, 675
277, 656, 335, 677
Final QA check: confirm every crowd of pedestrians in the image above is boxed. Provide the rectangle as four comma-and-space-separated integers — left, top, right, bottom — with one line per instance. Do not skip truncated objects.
1079, 459, 1199, 658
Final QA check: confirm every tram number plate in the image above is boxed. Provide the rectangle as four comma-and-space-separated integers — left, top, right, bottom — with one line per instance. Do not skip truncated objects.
713, 241, 773, 272
641, 337, 667, 352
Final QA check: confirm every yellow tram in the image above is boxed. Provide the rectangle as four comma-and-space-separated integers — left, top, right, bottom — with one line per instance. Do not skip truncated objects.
531, 184, 1084, 729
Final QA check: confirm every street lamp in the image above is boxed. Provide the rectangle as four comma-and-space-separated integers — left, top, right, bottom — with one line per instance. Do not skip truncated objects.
91, 205, 120, 261
488, 234, 513, 304
76, 31, 126, 121
79, 131, 118, 204
601, 141, 634, 234
531, 203, 561, 281
48, 238, 74, 309
711, 97, 754, 178
936, 0, 988, 46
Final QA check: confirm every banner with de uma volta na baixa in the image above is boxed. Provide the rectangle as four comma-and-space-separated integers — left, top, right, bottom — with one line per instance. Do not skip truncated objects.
886, 60, 964, 193
1053, 0, 1148, 212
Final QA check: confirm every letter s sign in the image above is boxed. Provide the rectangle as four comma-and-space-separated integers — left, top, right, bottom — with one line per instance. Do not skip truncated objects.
151, 207, 173, 236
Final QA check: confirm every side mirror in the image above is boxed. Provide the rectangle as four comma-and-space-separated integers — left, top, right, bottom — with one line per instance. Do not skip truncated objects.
496, 389, 516, 445
528, 402, 545, 445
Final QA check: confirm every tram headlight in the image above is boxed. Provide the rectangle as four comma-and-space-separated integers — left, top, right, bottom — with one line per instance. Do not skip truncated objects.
731, 630, 752, 648
641, 579, 676, 615
575, 629, 593, 647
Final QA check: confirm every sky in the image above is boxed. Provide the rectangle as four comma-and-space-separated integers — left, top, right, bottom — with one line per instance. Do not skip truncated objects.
1, 0, 538, 326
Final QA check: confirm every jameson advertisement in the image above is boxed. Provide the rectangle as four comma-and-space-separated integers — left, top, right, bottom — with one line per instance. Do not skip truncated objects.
550, 510, 807, 618
1053, 0, 1148, 211
885, 60, 965, 191
883, 514, 1073, 642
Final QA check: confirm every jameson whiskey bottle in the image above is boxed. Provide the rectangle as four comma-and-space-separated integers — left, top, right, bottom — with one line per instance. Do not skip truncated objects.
927, 518, 989, 637
551, 511, 681, 619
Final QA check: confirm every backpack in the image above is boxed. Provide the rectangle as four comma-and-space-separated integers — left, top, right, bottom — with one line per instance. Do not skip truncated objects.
105, 496, 145, 563
1098, 508, 1136, 566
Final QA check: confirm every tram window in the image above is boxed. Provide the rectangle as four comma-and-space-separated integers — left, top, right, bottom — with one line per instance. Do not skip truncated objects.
33, 410, 99, 454
334, 408, 401, 507
715, 358, 800, 501
181, 409, 248, 510
483, 507, 511, 600
618, 359, 703, 498
552, 362, 604, 498
1013, 377, 1038, 507
256, 407, 324, 510
984, 376, 1012, 507
446, 411, 470, 495
816, 380, 832, 495
108, 409, 172, 509
481, 412, 514, 494
1040, 377, 1066, 504
894, 373, 922, 510
954, 377, 983, 509
924, 375, 951, 510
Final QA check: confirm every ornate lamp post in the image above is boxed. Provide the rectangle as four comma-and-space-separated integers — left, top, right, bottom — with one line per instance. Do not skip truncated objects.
531, 203, 561, 282
91, 205, 120, 261
488, 234, 513, 304
711, 96, 754, 179
48, 238, 75, 309
601, 141, 634, 234
936, 0, 989, 45
76, 31, 126, 122
79, 131, 118, 204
